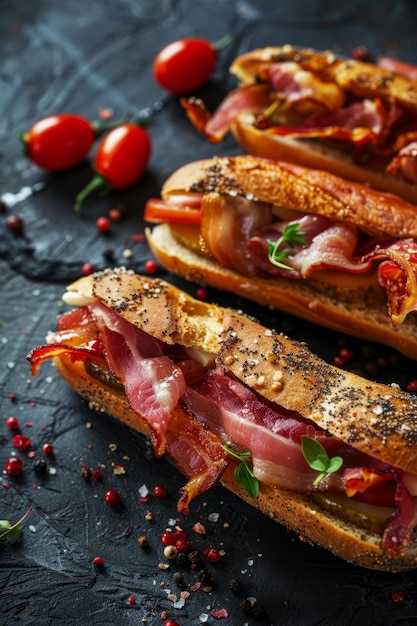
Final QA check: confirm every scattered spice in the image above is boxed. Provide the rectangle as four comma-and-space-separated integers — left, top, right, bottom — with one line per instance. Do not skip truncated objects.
42, 443, 53, 455
13, 434, 31, 451
144, 259, 158, 274
109, 207, 122, 221
127, 594, 136, 605
153, 484, 168, 498
96, 216, 111, 232
6, 214, 24, 234
93, 556, 105, 568
196, 287, 209, 300
391, 591, 405, 604
6, 416, 19, 429
104, 489, 121, 506
138, 535, 149, 548
164, 545, 178, 560
5, 457, 23, 476
203, 547, 221, 563
82, 263, 95, 276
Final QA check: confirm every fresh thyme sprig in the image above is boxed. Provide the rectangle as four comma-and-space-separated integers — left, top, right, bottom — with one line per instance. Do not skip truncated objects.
301, 436, 343, 487
223, 444, 259, 499
0, 507, 32, 544
267, 222, 306, 270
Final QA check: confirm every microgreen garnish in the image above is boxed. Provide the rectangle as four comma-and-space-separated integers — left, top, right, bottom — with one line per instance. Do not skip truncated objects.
267, 222, 306, 270
301, 436, 343, 487
0, 507, 32, 544
223, 445, 259, 499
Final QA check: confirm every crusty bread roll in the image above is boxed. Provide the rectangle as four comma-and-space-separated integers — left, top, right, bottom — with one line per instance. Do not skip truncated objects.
29, 268, 417, 571
145, 155, 417, 360
187, 44, 417, 204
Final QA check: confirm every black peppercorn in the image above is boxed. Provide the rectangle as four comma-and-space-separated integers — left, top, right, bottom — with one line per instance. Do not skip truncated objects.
229, 577, 244, 595
172, 571, 184, 585
33, 457, 47, 474
198, 568, 215, 586
188, 550, 201, 565
175, 552, 189, 567
239, 598, 252, 614
251, 601, 267, 619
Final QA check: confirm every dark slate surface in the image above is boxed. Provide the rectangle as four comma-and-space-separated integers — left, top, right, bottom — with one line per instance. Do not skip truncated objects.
2, 1, 417, 624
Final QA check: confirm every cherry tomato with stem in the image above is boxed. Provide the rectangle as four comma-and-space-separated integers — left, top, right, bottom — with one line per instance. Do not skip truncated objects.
74, 123, 151, 213
152, 35, 231, 94
21, 112, 131, 171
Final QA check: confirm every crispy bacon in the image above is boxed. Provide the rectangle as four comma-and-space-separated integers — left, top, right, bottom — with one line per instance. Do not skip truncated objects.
265, 99, 387, 147
27, 342, 104, 376
257, 61, 346, 113
91, 303, 187, 456
201, 194, 273, 275
181, 83, 271, 142
364, 239, 417, 326
387, 141, 417, 183
344, 467, 417, 553
166, 409, 228, 514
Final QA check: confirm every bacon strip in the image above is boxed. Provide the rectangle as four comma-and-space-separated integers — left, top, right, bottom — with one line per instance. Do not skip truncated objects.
91, 303, 187, 456
364, 239, 417, 326
344, 467, 417, 553
181, 83, 271, 142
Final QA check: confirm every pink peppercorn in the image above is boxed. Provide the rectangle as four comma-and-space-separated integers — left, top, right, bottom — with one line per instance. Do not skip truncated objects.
5, 457, 23, 476
42, 443, 53, 455
13, 434, 31, 451
96, 216, 111, 232
82, 263, 95, 276
196, 287, 209, 299
105, 489, 121, 506
144, 259, 158, 274
93, 556, 105, 568
6, 416, 19, 429
153, 484, 168, 498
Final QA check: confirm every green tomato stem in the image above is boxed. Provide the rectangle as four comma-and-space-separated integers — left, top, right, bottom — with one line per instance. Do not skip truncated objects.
74, 175, 110, 214
91, 111, 133, 137
213, 35, 232, 52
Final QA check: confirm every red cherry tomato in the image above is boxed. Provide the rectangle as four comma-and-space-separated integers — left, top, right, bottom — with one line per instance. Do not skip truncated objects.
95, 124, 151, 189
74, 123, 151, 213
22, 114, 95, 171
153, 36, 230, 94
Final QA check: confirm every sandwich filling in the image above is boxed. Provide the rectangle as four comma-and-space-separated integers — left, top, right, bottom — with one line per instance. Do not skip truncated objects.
145, 190, 417, 327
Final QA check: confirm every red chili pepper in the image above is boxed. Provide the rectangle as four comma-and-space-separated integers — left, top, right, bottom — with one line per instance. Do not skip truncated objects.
152, 35, 231, 94
74, 123, 151, 213
22, 112, 131, 171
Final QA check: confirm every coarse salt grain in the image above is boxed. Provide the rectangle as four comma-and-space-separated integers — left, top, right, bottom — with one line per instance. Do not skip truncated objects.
208, 512, 219, 522
138, 484, 149, 497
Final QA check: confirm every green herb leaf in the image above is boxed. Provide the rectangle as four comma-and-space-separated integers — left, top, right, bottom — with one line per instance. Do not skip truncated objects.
301, 436, 343, 487
0, 507, 32, 544
267, 222, 306, 271
223, 444, 259, 499
235, 462, 259, 499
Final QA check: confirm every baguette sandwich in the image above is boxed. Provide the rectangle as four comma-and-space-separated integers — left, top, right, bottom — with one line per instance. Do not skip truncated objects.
182, 45, 417, 204
28, 268, 417, 571
145, 154, 417, 360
